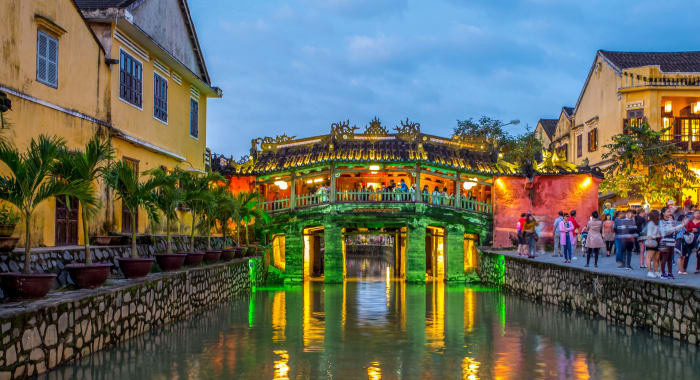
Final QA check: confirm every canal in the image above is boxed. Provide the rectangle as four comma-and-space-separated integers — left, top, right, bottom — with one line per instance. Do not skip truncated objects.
44, 280, 699, 379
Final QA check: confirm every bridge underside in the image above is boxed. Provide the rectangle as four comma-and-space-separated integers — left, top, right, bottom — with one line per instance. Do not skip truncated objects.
266, 202, 489, 284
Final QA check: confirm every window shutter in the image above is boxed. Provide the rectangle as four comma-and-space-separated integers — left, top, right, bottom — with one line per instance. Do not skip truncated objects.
47, 37, 58, 85
190, 99, 199, 138
37, 32, 47, 82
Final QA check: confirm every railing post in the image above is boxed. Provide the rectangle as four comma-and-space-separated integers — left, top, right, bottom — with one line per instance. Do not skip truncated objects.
415, 164, 422, 203
455, 175, 462, 209
330, 163, 336, 203
290, 172, 296, 210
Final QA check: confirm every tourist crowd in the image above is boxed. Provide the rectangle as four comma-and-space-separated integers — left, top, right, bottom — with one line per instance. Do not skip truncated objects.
516, 200, 700, 279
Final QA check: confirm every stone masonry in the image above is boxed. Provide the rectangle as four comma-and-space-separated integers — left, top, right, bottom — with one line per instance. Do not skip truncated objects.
478, 250, 700, 345
0, 257, 262, 379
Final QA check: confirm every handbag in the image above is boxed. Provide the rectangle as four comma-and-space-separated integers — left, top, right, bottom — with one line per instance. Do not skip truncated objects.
644, 238, 658, 248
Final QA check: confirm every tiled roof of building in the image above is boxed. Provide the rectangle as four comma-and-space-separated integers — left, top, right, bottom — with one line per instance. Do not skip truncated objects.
562, 107, 574, 117
599, 50, 700, 73
537, 119, 558, 140
73, 0, 137, 8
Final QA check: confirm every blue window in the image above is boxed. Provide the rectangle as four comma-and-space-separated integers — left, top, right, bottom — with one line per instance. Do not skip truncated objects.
36, 30, 58, 87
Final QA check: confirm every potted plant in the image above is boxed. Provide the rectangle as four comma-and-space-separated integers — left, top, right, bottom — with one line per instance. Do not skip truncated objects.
181, 171, 220, 263
148, 167, 186, 271
0, 136, 92, 298
0, 203, 20, 252
54, 135, 114, 288
202, 184, 238, 261
105, 161, 159, 278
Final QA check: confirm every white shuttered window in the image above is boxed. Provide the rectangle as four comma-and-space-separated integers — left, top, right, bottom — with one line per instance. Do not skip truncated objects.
36, 30, 58, 87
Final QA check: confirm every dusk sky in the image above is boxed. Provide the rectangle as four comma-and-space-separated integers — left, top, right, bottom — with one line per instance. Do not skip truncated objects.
189, 0, 697, 158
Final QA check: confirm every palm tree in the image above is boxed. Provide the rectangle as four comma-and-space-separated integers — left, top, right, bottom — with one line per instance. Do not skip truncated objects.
181, 171, 221, 251
234, 191, 269, 246
147, 167, 182, 254
0, 135, 93, 273
208, 185, 238, 250
104, 161, 159, 257
53, 135, 113, 264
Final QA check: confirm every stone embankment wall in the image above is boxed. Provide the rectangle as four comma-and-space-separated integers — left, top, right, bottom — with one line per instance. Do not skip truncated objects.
0, 258, 263, 379
477, 250, 700, 345
0, 235, 231, 299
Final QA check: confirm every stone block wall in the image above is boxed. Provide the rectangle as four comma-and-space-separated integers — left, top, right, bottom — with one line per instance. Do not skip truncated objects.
0, 235, 230, 300
478, 250, 700, 345
0, 258, 261, 379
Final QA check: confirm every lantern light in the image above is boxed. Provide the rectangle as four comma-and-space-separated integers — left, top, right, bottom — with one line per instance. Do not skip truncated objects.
369, 165, 381, 171
665, 100, 673, 113
274, 180, 288, 190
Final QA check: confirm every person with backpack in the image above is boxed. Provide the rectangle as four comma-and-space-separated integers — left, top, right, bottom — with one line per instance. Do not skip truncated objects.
583, 211, 604, 267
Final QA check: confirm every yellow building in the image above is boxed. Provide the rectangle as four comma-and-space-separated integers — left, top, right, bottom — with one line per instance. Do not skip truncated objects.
534, 119, 557, 149
539, 50, 700, 204
0, 0, 220, 247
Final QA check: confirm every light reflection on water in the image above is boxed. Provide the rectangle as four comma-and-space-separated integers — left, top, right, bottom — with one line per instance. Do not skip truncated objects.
45, 281, 700, 380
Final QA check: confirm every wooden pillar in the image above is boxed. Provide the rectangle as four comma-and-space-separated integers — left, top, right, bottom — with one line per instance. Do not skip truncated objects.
415, 164, 422, 203
290, 171, 296, 210
330, 163, 336, 203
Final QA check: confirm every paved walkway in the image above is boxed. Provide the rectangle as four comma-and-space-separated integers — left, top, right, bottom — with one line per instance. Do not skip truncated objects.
488, 247, 700, 290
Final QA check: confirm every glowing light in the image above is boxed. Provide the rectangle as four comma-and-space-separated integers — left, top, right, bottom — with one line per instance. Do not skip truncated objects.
463, 181, 477, 190
273, 350, 290, 380
274, 180, 288, 190
369, 164, 381, 171
306, 179, 313, 184
495, 178, 504, 189
367, 361, 382, 380
271, 292, 286, 342
313, 178, 324, 183
664, 100, 672, 113
580, 177, 591, 188
692, 168, 700, 177
694, 102, 700, 114
461, 356, 481, 380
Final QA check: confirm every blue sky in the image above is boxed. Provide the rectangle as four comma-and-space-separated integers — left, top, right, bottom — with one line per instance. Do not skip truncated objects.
189, 0, 697, 159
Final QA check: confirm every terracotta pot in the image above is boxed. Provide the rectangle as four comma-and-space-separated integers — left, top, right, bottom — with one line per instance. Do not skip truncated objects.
0, 224, 16, 238
184, 251, 205, 266
0, 236, 19, 252
204, 250, 221, 263
0, 273, 56, 299
232, 247, 245, 258
117, 257, 154, 279
91, 236, 113, 246
220, 249, 233, 261
154, 253, 187, 272
65, 263, 111, 289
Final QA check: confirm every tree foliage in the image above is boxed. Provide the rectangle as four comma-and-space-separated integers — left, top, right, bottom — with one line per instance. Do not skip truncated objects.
454, 116, 542, 168
600, 122, 696, 205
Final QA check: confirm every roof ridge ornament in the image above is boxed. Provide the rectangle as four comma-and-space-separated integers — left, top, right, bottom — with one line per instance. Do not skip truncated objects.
363, 116, 389, 135
330, 120, 359, 140
394, 118, 421, 142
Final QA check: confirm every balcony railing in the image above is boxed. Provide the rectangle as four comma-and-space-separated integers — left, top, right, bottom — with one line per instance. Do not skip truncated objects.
262, 189, 493, 215
661, 135, 700, 152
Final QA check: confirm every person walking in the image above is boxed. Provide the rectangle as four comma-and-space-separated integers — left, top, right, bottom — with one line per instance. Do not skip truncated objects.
553, 211, 564, 257
659, 206, 688, 279
516, 213, 527, 256
602, 214, 615, 257
583, 211, 604, 267
635, 209, 648, 268
559, 213, 575, 263
614, 210, 638, 269
680, 209, 700, 275
523, 214, 538, 258
568, 210, 581, 259
643, 210, 661, 278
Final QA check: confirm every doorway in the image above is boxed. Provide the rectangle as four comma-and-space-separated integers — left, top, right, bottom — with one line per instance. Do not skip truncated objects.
344, 227, 405, 280
426, 226, 445, 280
55, 195, 78, 246
303, 226, 325, 279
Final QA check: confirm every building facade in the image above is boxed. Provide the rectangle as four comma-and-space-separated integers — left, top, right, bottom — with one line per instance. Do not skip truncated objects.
0, 0, 220, 247
538, 50, 700, 204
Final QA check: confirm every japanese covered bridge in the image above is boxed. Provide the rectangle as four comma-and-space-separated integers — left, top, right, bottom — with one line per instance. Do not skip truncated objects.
211, 118, 597, 284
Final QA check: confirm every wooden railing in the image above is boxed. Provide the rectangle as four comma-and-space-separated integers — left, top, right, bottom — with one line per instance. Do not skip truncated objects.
262, 189, 493, 215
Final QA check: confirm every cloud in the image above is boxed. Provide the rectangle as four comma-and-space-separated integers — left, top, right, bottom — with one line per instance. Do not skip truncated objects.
305, 0, 408, 18
347, 34, 398, 63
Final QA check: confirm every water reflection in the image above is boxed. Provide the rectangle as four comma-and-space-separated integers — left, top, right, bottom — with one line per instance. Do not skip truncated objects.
46, 282, 700, 380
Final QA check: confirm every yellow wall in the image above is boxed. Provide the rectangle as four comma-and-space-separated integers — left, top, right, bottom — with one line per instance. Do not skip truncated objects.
534, 122, 552, 148
0, 1, 213, 247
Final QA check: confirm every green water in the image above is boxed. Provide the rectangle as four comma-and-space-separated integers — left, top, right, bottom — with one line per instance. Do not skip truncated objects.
46, 281, 699, 379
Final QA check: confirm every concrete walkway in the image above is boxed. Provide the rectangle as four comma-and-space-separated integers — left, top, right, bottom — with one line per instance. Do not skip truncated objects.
488, 247, 700, 290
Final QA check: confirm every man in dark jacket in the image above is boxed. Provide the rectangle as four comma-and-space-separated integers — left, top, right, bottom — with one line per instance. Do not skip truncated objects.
614, 210, 638, 269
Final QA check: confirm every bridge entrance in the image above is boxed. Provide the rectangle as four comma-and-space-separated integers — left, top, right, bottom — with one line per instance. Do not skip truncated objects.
303, 226, 325, 279
344, 227, 406, 281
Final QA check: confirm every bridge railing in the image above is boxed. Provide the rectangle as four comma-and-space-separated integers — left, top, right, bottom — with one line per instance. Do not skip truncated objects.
262, 190, 492, 215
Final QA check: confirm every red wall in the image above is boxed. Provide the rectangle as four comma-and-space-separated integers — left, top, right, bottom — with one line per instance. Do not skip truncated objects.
492, 174, 601, 248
